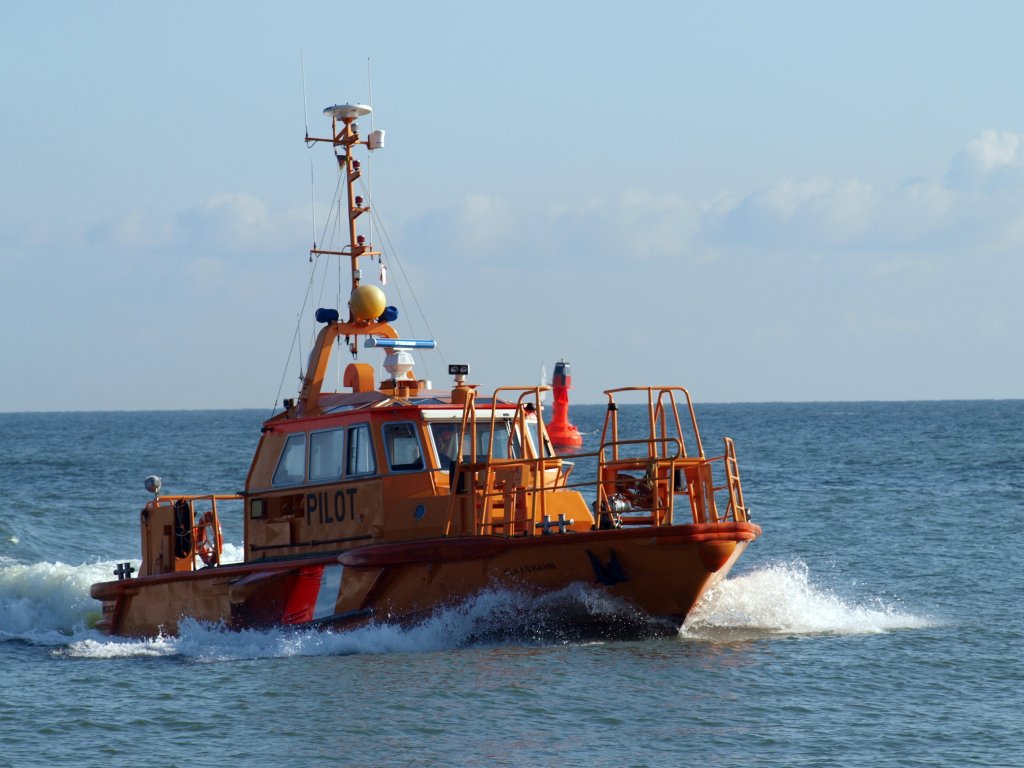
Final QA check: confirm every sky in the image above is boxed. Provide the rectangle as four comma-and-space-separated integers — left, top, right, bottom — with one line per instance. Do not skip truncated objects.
2, 0, 1024, 411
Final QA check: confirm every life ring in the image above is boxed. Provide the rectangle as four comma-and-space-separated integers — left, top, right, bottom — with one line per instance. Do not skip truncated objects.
194, 510, 223, 566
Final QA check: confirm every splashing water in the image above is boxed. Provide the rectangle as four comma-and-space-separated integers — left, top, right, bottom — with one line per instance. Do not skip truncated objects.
681, 561, 934, 641
64, 583, 669, 661
2, 554, 933, 660
0, 541, 243, 646
0, 557, 115, 644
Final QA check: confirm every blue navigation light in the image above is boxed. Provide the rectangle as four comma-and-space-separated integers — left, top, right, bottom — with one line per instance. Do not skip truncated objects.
315, 308, 340, 323
364, 338, 437, 349
378, 306, 399, 322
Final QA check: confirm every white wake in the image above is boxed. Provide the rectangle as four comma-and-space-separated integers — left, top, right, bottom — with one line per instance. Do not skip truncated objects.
681, 560, 933, 640
0, 554, 933, 660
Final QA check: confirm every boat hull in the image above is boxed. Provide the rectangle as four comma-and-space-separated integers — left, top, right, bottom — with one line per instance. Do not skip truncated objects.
90, 522, 760, 638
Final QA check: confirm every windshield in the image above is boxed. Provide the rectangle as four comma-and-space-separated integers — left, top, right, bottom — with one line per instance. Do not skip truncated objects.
430, 419, 521, 468
525, 419, 553, 458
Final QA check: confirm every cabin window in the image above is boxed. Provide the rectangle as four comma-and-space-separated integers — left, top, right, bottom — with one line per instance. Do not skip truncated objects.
272, 433, 306, 486
345, 423, 376, 477
526, 420, 553, 457
478, 419, 519, 460
309, 428, 344, 482
430, 422, 460, 470
383, 422, 425, 472
428, 419, 521, 469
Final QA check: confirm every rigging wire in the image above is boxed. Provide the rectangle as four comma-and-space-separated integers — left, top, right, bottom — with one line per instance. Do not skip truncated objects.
316, 170, 345, 251
272, 152, 347, 415
307, 168, 345, 315
273, 52, 317, 415
336, 182, 344, 388
309, 159, 317, 248
272, 253, 323, 416
366, 58, 375, 250
309, 174, 344, 381
367, 58, 375, 134
360, 183, 447, 373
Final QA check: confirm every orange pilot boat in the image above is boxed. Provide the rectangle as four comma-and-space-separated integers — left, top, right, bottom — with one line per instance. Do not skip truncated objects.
90, 102, 761, 638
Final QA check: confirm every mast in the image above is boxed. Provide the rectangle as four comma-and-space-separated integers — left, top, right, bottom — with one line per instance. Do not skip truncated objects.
307, 104, 385, 320
296, 104, 397, 416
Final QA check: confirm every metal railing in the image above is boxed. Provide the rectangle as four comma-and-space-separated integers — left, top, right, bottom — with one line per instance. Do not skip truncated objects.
148, 493, 241, 569
442, 386, 749, 538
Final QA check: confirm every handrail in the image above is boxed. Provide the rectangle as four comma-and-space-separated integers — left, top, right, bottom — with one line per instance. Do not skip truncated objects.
148, 493, 241, 570
722, 437, 748, 522
150, 493, 242, 503
441, 424, 747, 536
601, 386, 705, 460
439, 385, 747, 537
597, 436, 682, 463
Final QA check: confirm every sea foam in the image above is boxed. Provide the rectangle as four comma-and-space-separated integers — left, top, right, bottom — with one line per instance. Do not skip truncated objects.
0, 557, 116, 643
63, 583, 657, 661
2, 554, 933, 660
680, 560, 934, 641
0, 542, 242, 645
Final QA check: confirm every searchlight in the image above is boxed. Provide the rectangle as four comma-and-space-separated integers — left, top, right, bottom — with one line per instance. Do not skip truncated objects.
364, 338, 437, 350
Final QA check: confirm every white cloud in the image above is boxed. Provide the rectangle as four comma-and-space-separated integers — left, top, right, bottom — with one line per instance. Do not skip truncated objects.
529, 189, 703, 266
603, 188, 702, 260
452, 193, 516, 253
690, 130, 1024, 258
103, 209, 178, 249
400, 193, 518, 268
964, 130, 1020, 173
884, 179, 953, 235
403, 131, 1024, 275
181, 192, 277, 250
76, 193, 309, 256
947, 129, 1024, 189
19, 129, 1022, 284
203, 192, 269, 227
721, 176, 879, 244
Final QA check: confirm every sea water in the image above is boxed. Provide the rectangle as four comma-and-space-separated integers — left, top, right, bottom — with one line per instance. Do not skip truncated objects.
0, 402, 1021, 767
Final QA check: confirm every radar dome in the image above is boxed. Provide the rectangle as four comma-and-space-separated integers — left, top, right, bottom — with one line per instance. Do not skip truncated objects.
350, 285, 386, 321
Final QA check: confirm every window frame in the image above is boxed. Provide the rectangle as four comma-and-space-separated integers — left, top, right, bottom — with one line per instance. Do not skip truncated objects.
308, 427, 345, 483
525, 419, 553, 458
382, 420, 426, 473
344, 422, 378, 478
271, 432, 307, 487
429, 421, 461, 473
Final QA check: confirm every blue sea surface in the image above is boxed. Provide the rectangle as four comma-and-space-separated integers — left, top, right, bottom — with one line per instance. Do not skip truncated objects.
0, 401, 1021, 767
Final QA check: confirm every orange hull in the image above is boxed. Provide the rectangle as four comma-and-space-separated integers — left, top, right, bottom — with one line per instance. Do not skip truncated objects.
91, 522, 760, 638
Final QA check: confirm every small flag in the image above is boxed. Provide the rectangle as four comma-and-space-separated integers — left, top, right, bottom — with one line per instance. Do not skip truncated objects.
379, 263, 388, 285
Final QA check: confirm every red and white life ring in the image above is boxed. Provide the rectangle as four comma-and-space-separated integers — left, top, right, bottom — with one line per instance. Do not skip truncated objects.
194, 510, 223, 566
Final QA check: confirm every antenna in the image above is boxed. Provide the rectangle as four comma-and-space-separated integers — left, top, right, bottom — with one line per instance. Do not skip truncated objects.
367, 57, 375, 133
365, 57, 375, 252
301, 50, 310, 139
309, 159, 317, 251
302, 52, 317, 250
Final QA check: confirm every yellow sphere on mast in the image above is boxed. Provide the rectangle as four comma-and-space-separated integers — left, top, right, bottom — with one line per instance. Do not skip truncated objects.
350, 284, 387, 321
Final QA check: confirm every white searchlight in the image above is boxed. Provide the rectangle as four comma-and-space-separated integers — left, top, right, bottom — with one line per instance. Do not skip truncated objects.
364, 338, 436, 349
